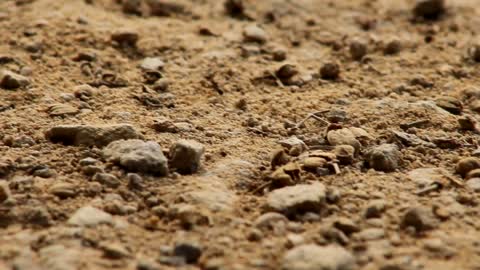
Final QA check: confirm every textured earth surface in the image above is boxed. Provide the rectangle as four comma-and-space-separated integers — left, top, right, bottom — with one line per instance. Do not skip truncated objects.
1, 0, 480, 269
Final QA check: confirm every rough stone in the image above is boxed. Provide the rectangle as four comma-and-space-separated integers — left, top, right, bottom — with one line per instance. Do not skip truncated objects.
46, 124, 140, 147
402, 206, 438, 232
349, 39, 367, 61
173, 242, 202, 264
49, 183, 76, 199
68, 206, 113, 227
243, 25, 267, 43
0, 70, 30, 89
266, 182, 326, 217
455, 157, 480, 178
364, 199, 387, 219
334, 217, 360, 235
366, 144, 401, 172
327, 128, 361, 152
103, 139, 168, 176
466, 178, 480, 192
414, 0, 445, 19
92, 173, 121, 188
169, 139, 205, 174
140, 57, 165, 71
282, 244, 355, 270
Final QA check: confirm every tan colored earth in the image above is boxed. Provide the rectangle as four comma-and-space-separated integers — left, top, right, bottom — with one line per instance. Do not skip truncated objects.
1, 0, 480, 269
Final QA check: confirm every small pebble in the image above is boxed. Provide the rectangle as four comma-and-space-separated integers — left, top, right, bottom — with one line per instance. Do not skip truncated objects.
243, 25, 267, 43
173, 242, 202, 264
140, 57, 165, 71
275, 64, 298, 79
169, 140, 205, 174
111, 30, 139, 46
466, 178, 480, 192
366, 144, 401, 172
0, 70, 30, 89
349, 39, 367, 61
402, 206, 438, 232
384, 38, 402, 55
92, 173, 121, 188
455, 157, 480, 178
320, 62, 340, 80
414, 0, 445, 20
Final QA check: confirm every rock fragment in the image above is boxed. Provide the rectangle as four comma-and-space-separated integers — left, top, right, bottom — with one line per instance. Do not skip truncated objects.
103, 139, 168, 175
384, 38, 402, 55
243, 25, 267, 43
92, 173, 121, 188
366, 144, 401, 172
349, 39, 367, 61
169, 140, 205, 174
455, 157, 480, 178
402, 206, 438, 232
282, 244, 355, 270
320, 62, 340, 80
173, 242, 202, 264
466, 178, 480, 192
414, 0, 445, 20
140, 57, 165, 71
334, 217, 360, 235
0, 70, 30, 89
46, 124, 139, 147
327, 128, 361, 153
49, 183, 76, 199
68, 206, 113, 227
266, 182, 326, 217
111, 30, 139, 46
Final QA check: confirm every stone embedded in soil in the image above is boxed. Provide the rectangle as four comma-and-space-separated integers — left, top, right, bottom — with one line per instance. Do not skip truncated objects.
0, 181, 11, 203
282, 244, 355, 270
276, 64, 298, 79
366, 144, 401, 172
349, 39, 367, 61
173, 242, 202, 264
46, 124, 140, 147
455, 157, 480, 178
39, 245, 81, 270
140, 57, 165, 71
334, 217, 360, 235
435, 97, 462, 115
466, 178, 480, 192
364, 199, 387, 219
327, 128, 361, 152
169, 139, 205, 174
334, 145, 355, 164
111, 29, 139, 46
320, 62, 340, 80
0, 70, 30, 89
243, 25, 267, 43
254, 212, 288, 229
49, 183, 76, 199
355, 228, 385, 241
402, 206, 438, 232
414, 0, 445, 19
146, 0, 187, 17
103, 139, 169, 176
265, 182, 326, 217
384, 38, 402, 55
101, 242, 131, 259
92, 173, 121, 188
122, 0, 142, 15
68, 206, 113, 227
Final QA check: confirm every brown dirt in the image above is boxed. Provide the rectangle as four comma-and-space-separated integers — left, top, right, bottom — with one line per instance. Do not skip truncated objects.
1, 0, 480, 269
